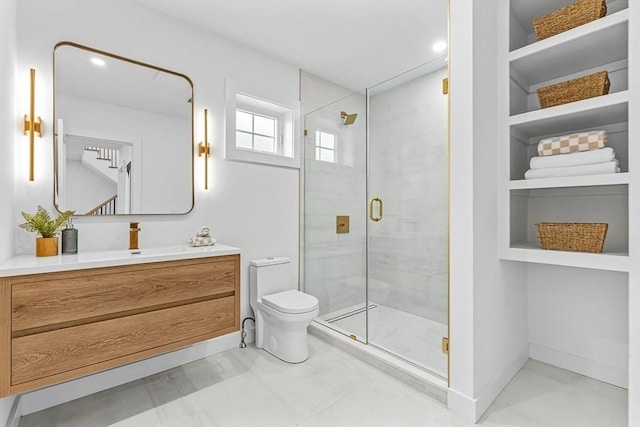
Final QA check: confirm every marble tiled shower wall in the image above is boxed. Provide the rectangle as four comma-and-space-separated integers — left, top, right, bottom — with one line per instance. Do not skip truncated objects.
303, 65, 448, 325
304, 91, 367, 316
368, 67, 449, 324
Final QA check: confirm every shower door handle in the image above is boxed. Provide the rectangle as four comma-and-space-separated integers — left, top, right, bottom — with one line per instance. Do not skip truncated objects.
369, 197, 383, 222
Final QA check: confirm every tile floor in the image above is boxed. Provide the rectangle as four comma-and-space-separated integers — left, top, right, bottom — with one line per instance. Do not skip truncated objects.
19, 335, 627, 427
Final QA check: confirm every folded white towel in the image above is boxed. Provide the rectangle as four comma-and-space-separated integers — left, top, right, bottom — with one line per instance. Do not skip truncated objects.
524, 160, 619, 179
530, 147, 615, 169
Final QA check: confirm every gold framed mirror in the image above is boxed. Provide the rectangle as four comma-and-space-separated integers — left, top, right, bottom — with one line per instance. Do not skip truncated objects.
53, 42, 194, 215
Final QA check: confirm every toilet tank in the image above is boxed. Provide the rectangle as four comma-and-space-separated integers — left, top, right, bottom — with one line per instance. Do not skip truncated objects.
249, 257, 291, 301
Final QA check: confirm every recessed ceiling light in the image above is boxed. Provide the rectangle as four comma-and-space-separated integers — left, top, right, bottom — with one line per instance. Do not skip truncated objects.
91, 57, 106, 67
433, 41, 447, 53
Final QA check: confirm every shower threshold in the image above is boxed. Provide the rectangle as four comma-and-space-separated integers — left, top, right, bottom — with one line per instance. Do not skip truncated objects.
309, 321, 448, 404
319, 302, 448, 378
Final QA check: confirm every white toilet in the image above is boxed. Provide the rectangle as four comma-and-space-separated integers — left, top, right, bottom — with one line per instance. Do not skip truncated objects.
249, 257, 319, 363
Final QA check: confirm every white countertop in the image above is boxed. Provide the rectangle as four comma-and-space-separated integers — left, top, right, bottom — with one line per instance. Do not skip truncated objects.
0, 243, 241, 277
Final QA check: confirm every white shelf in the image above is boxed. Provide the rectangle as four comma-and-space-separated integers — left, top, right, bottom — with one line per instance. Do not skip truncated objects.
510, 10, 629, 86
501, 243, 629, 272
509, 91, 629, 140
509, 172, 630, 190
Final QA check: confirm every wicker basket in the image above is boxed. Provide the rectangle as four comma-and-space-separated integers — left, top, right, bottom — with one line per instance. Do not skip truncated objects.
537, 71, 610, 109
534, 0, 607, 41
536, 222, 608, 253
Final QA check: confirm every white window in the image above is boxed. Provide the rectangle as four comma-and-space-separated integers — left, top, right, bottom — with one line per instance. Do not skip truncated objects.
236, 110, 278, 154
225, 79, 300, 168
315, 131, 336, 163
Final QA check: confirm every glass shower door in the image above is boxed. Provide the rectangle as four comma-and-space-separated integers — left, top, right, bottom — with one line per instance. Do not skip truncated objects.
366, 61, 449, 377
303, 91, 368, 342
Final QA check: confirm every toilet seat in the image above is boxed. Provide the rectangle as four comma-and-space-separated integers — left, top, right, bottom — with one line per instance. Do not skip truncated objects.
261, 289, 318, 314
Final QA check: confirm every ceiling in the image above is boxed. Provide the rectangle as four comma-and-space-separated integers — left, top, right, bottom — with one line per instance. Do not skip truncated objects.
136, 0, 449, 90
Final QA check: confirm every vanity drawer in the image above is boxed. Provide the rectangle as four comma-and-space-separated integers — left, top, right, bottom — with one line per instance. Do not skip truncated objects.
11, 256, 238, 335
12, 296, 235, 386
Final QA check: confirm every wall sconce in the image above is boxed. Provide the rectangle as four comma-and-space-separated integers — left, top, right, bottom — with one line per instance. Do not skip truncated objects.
198, 108, 211, 190
24, 68, 42, 182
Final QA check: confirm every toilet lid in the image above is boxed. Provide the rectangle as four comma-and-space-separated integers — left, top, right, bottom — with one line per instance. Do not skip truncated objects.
262, 290, 319, 314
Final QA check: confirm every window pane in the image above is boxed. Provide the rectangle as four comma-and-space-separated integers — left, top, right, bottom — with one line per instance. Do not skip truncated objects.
236, 111, 253, 132
254, 135, 276, 153
321, 133, 335, 149
319, 148, 335, 163
254, 115, 275, 137
236, 131, 253, 149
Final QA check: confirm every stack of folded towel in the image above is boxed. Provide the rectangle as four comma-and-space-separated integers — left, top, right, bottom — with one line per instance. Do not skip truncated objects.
524, 130, 620, 179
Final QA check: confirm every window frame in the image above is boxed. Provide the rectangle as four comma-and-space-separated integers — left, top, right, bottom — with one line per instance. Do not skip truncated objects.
225, 79, 300, 169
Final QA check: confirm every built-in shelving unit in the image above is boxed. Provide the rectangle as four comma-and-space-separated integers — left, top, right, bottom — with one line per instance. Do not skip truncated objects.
499, 0, 634, 412
504, 0, 631, 260
498, 0, 638, 422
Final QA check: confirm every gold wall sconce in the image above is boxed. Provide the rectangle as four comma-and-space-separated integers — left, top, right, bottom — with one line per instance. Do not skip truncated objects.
198, 108, 211, 190
24, 68, 42, 181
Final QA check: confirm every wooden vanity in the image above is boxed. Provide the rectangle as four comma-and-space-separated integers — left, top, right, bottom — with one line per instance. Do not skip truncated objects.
0, 245, 240, 397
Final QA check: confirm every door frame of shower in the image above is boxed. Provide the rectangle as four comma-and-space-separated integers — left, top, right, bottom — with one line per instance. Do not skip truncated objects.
298, 24, 451, 385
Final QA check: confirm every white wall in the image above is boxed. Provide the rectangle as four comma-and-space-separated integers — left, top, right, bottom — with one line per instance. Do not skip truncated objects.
300, 71, 355, 115
449, 0, 529, 421
11, 0, 300, 414
0, 0, 18, 424
528, 265, 629, 387
470, 0, 530, 411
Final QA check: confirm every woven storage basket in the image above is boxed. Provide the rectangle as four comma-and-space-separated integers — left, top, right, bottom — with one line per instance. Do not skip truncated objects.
536, 222, 608, 253
534, 0, 607, 41
537, 70, 610, 109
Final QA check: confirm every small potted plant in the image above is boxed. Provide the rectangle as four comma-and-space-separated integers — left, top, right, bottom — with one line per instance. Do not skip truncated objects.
19, 205, 75, 257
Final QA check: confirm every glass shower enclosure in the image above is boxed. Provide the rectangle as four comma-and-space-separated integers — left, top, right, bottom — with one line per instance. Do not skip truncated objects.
303, 59, 449, 378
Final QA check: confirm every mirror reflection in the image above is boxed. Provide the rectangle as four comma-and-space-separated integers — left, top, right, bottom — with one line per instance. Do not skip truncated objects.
54, 42, 194, 215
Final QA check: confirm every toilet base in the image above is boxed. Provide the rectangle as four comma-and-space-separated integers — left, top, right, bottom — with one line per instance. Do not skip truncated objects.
254, 304, 319, 363
261, 325, 310, 363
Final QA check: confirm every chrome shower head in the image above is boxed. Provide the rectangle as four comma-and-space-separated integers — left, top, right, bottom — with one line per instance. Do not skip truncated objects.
341, 111, 358, 125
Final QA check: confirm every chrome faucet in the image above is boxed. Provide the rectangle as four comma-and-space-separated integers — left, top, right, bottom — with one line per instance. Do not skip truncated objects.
129, 222, 140, 250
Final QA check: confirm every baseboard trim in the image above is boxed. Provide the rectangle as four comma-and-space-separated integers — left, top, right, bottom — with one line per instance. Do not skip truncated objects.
447, 387, 478, 422
21, 331, 241, 415
475, 346, 529, 420
530, 343, 628, 389
448, 346, 529, 422
6, 395, 21, 427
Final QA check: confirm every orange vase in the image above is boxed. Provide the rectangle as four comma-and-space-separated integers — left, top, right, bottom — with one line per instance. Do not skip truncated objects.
36, 237, 58, 257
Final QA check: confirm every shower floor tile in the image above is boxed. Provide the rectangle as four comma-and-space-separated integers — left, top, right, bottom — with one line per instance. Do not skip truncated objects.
324, 303, 448, 377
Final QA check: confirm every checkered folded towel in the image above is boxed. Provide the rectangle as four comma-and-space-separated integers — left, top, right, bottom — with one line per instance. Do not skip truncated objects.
537, 130, 607, 157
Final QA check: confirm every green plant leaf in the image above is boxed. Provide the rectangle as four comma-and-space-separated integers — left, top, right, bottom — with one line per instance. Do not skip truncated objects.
19, 206, 75, 238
